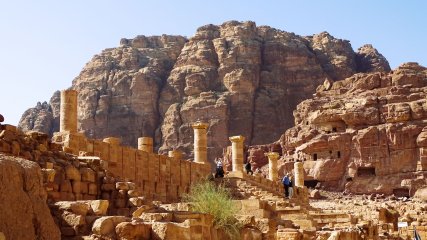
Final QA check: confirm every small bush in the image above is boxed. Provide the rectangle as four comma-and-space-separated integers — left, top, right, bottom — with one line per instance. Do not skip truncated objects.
184, 180, 241, 239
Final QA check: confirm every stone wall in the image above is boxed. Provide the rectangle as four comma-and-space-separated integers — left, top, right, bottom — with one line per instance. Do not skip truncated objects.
51, 131, 211, 203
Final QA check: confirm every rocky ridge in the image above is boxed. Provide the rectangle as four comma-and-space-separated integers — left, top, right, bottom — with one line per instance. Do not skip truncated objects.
19, 21, 390, 164
274, 62, 427, 195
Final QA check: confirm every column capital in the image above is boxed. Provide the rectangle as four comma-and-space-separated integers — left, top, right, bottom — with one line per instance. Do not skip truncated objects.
192, 121, 209, 130
229, 135, 245, 143
265, 152, 280, 160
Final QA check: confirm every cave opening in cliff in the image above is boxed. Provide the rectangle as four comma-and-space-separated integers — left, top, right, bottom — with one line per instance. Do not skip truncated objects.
337, 151, 341, 158
313, 153, 318, 161
357, 167, 376, 177
333, 127, 337, 132
304, 180, 319, 188
392, 188, 410, 198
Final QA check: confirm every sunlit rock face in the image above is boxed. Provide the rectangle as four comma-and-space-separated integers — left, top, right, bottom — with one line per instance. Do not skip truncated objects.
278, 62, 427, 195
18, 20, 389, 164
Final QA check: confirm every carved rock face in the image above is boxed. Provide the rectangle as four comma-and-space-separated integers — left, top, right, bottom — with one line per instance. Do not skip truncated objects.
18, 21, 390, 164
279, 63, 427, 194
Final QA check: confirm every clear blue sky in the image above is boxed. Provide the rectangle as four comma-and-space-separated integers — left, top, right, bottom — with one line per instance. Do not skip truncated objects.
1, 0, 426, 125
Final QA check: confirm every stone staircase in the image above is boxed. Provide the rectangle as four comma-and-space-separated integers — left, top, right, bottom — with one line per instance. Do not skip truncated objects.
216, 174, 318, 234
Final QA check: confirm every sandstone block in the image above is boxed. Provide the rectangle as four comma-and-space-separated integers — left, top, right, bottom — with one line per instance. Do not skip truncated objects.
65, 165, 81, 181
60, 180, 72, 193
88, 183, 98, 195
42, 169, 56, 183
72, 180, 81, 193
90, 200, 109, 216
61, 212, 86, 228
54, 201, 90, 216
92, 216, 130, 236
115, 222, 151, 240
80, 167, 96, 183
80, 181, 89, 194
132, 205, 156, 218
128, 197, 145, 207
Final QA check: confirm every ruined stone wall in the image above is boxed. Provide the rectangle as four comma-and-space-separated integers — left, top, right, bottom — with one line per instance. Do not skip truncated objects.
51, 131, 211, 202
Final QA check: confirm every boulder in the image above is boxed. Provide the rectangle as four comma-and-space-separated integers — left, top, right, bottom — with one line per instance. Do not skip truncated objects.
0, 154, 60, 240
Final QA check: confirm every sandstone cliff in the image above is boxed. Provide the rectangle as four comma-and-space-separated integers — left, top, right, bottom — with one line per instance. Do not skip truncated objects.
277, 62, 427, 195
19, 21, 390, 163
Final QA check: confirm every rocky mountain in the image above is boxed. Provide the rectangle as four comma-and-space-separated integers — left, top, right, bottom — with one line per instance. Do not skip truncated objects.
19, 21, 390, 163
276, 62, 427, 195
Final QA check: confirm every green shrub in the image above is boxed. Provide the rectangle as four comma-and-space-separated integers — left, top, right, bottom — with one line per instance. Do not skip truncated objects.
184, 180, 241, 239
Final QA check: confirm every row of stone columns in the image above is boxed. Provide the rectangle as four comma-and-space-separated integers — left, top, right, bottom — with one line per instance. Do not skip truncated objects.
59, 89, 303, 183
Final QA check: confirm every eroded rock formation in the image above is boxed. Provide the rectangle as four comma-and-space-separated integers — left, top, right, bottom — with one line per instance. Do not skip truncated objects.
19, 21, 390, 164
279, 62, 427, 195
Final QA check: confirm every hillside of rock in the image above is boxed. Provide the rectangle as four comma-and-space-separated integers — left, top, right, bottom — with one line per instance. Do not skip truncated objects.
275, 62, 427, 195
18, 20, 390, 163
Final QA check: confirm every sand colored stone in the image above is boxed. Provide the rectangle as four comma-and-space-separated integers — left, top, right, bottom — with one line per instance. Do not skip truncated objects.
265, 152, 279, 181
230, 135, 245, 174
138, 137, 153, 153
59, 89, 78, 133
192, 121, 208, 164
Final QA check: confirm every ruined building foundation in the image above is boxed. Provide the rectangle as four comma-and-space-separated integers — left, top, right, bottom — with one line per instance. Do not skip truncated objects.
266, 152, 279, 181
192, 122, 209, 164
230, 135, 245, 174
59, 89, 78, 133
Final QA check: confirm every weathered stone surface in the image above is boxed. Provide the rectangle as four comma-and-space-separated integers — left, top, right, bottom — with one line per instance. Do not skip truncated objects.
414, 187, 427, 202
19, 21, 389, 164
0, 154, 60, 240
90, 200, 109, 216
278, 63, 427, 194
115, 222, 151, 240
19, 93, 60, 135
356, 44, 391, 73
92, 216, 130, 236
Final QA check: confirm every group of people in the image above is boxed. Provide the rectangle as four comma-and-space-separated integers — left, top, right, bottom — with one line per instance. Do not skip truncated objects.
214, 158, 254, 178
214, 158, 293, 198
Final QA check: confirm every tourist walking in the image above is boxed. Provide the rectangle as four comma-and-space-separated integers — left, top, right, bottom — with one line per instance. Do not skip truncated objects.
245, 161, 253, 175
282, 173, 291, 198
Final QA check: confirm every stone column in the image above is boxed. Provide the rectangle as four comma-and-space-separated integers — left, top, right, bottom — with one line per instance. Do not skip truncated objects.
192, 122, 209, 164
168, 150, 183, 161
138, 137, 153, 153
60, 89, 78, 133
266, 152, 279, 181
294, 162, 304, 187
229, 135, 245, 173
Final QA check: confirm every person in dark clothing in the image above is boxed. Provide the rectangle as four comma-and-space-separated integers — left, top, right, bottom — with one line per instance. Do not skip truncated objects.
215, 158, 224, 178
244, 161, 253, 175
282, 173, 291, 198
